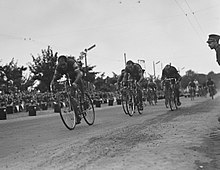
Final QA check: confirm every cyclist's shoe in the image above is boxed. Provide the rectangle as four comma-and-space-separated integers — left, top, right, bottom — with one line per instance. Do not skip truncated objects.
177, 101, 181, 106
76, 116, 81, 125
139, 104, 143, 110
83, 101, 90, 110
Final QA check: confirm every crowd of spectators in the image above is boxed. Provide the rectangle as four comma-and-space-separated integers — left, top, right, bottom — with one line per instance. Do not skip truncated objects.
0, 90, 121, 113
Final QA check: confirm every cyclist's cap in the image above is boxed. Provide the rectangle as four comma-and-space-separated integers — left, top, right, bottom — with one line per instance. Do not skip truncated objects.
207, 34, 220, 43
126, 60, 134, 65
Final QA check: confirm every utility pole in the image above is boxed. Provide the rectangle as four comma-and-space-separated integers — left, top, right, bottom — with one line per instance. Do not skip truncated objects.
124, 53, 126, 66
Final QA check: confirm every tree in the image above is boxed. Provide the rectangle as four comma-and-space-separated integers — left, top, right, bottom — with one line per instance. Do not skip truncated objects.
1, 58, 27, 93
28, 46, 58, 92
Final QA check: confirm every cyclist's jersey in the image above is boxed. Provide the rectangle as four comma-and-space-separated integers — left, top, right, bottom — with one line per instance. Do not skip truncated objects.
216, 44, 220, 65
188, 81, 196, 88
148, 82, 157, 90
54, 57, 80, 82
125, 63, 143, 81
206, 80, 214, 86
161, 66, 181, 81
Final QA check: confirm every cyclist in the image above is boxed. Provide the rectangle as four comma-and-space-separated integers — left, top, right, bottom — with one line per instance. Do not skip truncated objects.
50, 55, 84, 124
147, 78, 157, 104
123, 60, 144, 110
206, 34, 220, 66
188, 79, 196, 97
161, 64, 182, 106
206, 77, 215, 96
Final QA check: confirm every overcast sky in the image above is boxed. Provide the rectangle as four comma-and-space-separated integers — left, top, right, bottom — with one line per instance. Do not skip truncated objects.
0, 0, 220, 77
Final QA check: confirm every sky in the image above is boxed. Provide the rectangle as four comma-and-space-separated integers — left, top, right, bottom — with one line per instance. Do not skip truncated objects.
0, 0, 220, 78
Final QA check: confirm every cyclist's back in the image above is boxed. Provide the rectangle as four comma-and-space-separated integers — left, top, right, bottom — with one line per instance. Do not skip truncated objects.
124, 61, 143, 82
188, 81, 196, 88
161, 64, 181, 81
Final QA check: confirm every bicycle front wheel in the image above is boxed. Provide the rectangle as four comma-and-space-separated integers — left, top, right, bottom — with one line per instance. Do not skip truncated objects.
81, 93, 95, 125
59, 94, 76, 130
121, 90, 129, 115
127, 91, 135, 117
169, 91, 178, 111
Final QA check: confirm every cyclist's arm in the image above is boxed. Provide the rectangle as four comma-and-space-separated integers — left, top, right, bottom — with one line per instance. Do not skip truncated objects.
74, 69, 83, 84
122, 72, 129, 84
138, 72, 144, 85
50, 69, 62, 90
117, 74, 123, 85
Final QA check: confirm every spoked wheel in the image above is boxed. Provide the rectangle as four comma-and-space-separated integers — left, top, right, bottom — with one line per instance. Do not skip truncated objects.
121, 90, 129, 115
59, 94, 76, 130
81, 93, 95, 125
127, 92, 135, 117
169, 92, 178, 111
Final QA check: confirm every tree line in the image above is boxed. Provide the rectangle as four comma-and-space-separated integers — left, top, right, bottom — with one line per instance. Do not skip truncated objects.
0, 46, 219, 94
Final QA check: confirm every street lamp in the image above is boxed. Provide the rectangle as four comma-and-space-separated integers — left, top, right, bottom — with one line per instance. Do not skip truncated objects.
153, 61, 160, 78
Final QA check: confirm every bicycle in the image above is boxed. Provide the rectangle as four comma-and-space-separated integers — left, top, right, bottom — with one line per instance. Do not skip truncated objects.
53, 74, 95, 130
146, 87, 157, 105
163, 78, 178, 111
208, 85, 215, 100
121, 79, 143, 116
188, 86, 195, 101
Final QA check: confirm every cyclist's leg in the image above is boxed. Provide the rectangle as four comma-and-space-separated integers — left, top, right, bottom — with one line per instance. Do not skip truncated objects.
74, 79, 85, 124
164, 88, 169, 108
174, 84, 181, 105
137, 87, 143, 110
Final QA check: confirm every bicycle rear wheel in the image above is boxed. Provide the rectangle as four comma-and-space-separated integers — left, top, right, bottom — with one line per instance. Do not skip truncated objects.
59, 94, 76, 130
81, 93, 95, 125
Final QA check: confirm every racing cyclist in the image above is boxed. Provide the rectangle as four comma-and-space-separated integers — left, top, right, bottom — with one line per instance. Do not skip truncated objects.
123, 60, 144, 110
50, 55, 84, 124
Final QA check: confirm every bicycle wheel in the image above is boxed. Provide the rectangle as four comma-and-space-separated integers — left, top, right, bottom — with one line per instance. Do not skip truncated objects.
126, 91, 135, 117
59, 93, 76, 130
168, 91, 175, 111
136, 97, 143, 115
169, 90, 178, 111
121, 89, 129, 115
81, 93, 95, 125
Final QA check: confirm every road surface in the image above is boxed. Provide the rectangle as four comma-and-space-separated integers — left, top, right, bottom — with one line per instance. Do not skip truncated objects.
0, 95, 220, 170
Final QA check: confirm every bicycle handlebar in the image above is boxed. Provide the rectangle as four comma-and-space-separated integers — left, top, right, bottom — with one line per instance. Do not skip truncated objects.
164, 78, 176, 81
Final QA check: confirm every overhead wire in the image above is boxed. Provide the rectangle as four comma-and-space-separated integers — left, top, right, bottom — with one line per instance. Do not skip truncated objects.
173, 0, 203, 41
184, 0, 205, 35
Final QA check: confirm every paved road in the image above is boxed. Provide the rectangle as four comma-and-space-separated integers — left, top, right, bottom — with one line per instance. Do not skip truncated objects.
0, 96, 220, 169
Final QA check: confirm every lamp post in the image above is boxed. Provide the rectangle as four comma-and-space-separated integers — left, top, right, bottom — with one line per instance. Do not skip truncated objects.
153, 61, 160, 78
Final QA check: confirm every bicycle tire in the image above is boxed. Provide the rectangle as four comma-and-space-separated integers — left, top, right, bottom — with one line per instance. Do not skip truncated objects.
169, 91, 175, 111
127, 91, 135, 117
81, 93, 95, 125
59, 93, 77, 130
121, 90, 129, 115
